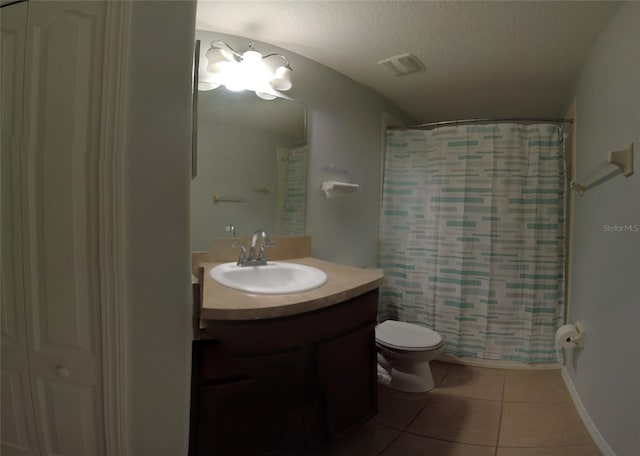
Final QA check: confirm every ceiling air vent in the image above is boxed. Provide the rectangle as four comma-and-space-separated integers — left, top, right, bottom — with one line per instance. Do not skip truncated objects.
378, 53, 426, 77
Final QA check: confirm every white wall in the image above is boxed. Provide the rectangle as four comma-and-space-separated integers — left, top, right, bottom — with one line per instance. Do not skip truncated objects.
289, 50, 414, 267
122, 2, 196, 455
566, 3, 640, 455
194, 30, 413, 267
305, 78, 411, 267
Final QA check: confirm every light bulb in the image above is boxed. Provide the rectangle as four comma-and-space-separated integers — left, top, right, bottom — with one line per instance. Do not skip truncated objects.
241, 50, 263, 66
206, 47, 235, 75
236, 50, 271, 92
270, 66, 292, 91
216, 60, 243, 91
224, 78, 246, 92
198, 69, 220, 91
255, 91, 276, 100
198, 82, 219, 91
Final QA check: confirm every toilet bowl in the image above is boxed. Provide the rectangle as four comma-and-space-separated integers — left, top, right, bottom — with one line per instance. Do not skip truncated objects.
375, 320, 444, 393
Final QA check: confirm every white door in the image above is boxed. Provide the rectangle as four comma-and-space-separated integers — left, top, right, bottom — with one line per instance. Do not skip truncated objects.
1, 2, 42, 455
2, 1, 108, 455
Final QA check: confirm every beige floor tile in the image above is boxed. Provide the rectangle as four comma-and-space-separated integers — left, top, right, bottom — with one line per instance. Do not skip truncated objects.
430, 361, 450, 386
382, 433, 495, 456
437, 364, 505, 401
497, 444, 602, 455
318, 420, 401, 456
372, 385, 433, 430
503, 369, 571, 402
499, 401, 592, 448
407, 393, 501, 446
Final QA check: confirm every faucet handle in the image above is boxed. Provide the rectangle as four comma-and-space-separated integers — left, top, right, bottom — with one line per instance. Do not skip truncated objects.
232, 244, 247, 266
225, 224, 236, 238
257, 241, 274, 261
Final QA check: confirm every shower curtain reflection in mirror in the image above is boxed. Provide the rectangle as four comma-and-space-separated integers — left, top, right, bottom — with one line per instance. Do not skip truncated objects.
191, 87, 307, 250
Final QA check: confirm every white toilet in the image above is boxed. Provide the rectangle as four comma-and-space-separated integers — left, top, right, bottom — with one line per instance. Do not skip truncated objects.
375, 320, 445, 393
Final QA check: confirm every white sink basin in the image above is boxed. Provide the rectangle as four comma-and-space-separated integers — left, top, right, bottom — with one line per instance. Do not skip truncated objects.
209, 261, 328, 295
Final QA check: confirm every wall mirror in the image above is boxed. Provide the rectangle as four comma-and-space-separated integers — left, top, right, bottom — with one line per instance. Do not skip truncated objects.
191, 85, 308, 251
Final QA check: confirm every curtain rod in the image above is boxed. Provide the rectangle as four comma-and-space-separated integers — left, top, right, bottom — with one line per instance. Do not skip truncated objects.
402, 117, 574, 130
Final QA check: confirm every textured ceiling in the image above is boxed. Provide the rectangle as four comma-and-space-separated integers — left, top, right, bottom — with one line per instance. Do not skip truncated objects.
196, 1, 622, 123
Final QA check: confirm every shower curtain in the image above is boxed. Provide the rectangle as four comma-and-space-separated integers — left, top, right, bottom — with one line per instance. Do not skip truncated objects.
378, 124, 566, 363
276, 144, 308, 236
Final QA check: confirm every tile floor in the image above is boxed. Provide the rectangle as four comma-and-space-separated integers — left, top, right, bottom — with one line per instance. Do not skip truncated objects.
320, 362, 601, 456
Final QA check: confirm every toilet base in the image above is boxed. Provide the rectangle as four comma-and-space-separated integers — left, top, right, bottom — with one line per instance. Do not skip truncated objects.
376, 345, 444, 393
385, 360, 436, 393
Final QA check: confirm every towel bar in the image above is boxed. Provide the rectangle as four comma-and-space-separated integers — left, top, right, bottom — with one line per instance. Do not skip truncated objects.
570, 143, 633, 196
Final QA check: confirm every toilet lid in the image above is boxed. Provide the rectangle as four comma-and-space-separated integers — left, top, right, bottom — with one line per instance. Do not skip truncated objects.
375, 320, 443, 351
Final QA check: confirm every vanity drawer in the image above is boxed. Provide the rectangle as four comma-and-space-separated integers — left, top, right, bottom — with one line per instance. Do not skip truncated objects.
196, 341, 310, 387
199, 289, 379, 352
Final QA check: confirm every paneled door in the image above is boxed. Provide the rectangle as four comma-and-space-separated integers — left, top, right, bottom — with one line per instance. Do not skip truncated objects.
1, 1, 109, 455
1, 2, 41, 455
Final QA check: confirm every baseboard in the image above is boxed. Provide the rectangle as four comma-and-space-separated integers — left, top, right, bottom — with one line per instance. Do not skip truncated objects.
561, 367, 616, 456
438, 353, 561, 370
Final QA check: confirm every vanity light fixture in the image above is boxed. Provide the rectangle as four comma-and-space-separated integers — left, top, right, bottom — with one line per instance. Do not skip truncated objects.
200, 40, 293, 99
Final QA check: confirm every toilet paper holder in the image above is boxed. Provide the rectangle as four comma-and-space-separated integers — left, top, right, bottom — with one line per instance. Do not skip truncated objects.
567, 321, 585, 348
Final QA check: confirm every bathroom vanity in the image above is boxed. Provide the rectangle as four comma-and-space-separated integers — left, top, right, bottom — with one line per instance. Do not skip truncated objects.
190, 256, 383, 455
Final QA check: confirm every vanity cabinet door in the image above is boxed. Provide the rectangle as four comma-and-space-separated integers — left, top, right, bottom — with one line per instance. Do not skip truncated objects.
191, 288, 380, 453
191, 343, 310, 456
316, 323, 377, 443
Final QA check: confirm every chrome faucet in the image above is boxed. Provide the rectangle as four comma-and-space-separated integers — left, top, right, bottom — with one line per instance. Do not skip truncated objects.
248, 229, 272, 264
233, 229, 273, 267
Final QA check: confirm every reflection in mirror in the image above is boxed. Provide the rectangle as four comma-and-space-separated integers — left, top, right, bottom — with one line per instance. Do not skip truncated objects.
191, 87, 307, 251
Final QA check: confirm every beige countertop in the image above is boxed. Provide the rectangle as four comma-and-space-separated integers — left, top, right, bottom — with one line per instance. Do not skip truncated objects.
198, 257, 383, 320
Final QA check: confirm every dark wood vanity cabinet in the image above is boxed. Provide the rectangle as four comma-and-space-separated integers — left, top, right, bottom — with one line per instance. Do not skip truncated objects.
317, 323, 376, 443
189, 289, 379, 456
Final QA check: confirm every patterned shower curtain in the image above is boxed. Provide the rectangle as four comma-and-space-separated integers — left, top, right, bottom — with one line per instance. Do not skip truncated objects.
276, 144, 308, 236
378, 124, 566, 363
